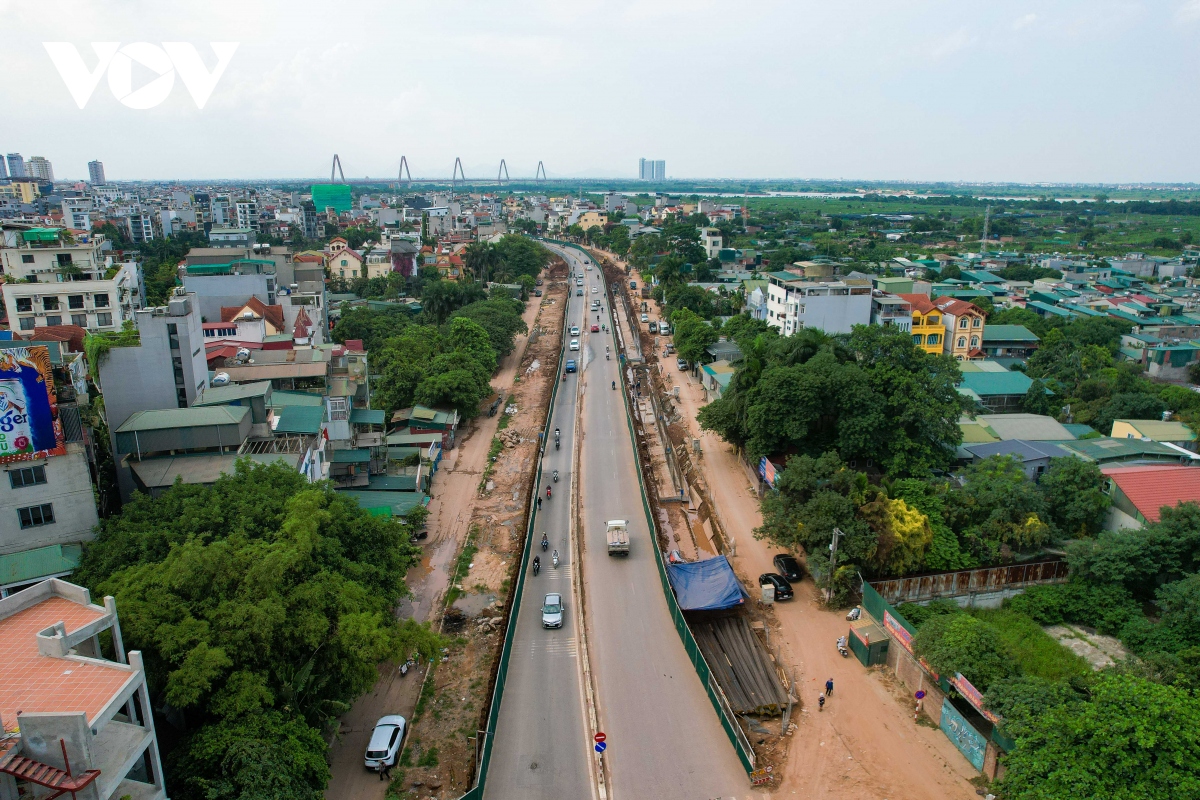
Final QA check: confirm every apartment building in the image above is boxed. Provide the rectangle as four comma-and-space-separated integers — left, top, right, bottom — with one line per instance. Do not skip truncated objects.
934, 296, 986, 360
870, 294, 913, 333
235, 200, 258, 231
701, 227, 723, 260
764, 272, 873, 335
1, 229, 141, 333
61, 198, 92, 231
25, 156, 54, 181
0, 579, 168, 800
87, 160, 106, 185
898, 293, 945, 355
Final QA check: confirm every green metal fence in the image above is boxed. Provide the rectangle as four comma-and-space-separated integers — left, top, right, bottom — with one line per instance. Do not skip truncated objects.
455, 279, 571, 800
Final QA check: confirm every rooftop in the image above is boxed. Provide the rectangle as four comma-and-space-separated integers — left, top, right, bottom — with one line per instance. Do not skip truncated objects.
116, 405, 249, 433
958, 370, 1035, 397
982, 325, 1040, 343
194, 380, 272, 406
1104, 465, 1200, 523
1111, 419, 1196, 442
273, 405, 324, 435
977, 413, 1073, 442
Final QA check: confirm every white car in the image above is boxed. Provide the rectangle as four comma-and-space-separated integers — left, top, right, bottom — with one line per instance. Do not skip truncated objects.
542, 592, 564, 628
364, 715, 406, 771
640, 313, 649, 323
570, 339, 580, 350
570, 326, 580, 336
591, 286, 599, 294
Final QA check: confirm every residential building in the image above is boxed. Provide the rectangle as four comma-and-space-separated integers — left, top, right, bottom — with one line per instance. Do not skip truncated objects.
25, 156, 53, 182
1103, 465, 1200, 528
973, 413, 1074, 442
114, 406, 253, 497
235, 199, 258, 231
961, 439, 1072, 480
5, 153, 25, 178
0, 155, 6, 180
330, 248, 364, 279
210, 196, 233, 226
764, 272, 873, 335
61, 198, 92, 231
207, 226, 255, 249
0, 227, 107, 282
957, 360, 1037, 412
0, 579, 168, 799
980, 324, 1040, 362
87, 160, 106, 185
701, 227, 722, 260
638, 158, 666, 181
898, 293, 943, 355
181, 257, 277, 322
1057, 437, 1197, 467
575, 211, 607, 231
934, 296, 986, 360
870, 294, 912, 332
1110, 419, 1197, 452
123, 211, 156, 244
2, 256, 140, 335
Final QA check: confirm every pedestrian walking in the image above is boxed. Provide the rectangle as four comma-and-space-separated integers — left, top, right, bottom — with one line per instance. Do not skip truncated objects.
537, 497, 542, 510
379, 762, 392, 781
825, 678, 834, 697
818, 692, 826, 711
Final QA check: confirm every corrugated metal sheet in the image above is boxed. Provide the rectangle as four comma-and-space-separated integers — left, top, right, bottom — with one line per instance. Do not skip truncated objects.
869, 560, 1069, 605
0, 544, 81, 585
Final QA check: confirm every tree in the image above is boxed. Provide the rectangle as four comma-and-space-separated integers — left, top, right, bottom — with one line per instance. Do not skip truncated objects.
858, 496, 933, 576
891, 479, 975, 571
950, 455, 1051, 562
1022, 378, 1054, 416
1092, 392, 1168, 438
1037, 457, 1110, 537
671, 308, 718, 364
1066, 503, 1200, 601
451, 298, 527, 357
997, 674, 1200, 800
983, 675, 1087, 740
912, 612, 1015, 691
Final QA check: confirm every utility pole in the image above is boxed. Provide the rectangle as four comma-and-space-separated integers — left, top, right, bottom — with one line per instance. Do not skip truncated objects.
827, 527, 844, 604
980, 204, 991, 256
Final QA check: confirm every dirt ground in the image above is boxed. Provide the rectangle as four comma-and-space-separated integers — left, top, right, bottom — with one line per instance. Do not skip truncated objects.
591, 246, 980, 800
324, 261, 567, 800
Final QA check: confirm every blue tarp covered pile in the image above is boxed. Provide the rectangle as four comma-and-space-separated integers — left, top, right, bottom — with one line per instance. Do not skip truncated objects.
666, 555, 749, 611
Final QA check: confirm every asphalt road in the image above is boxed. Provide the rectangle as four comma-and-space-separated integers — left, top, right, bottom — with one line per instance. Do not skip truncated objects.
550, 244, 749, 799
484, 270, 593, 800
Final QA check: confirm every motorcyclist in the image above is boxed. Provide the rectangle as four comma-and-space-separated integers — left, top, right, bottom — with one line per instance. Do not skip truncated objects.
533, 555, 540, 575
541, 532, 548, 550
552, 469, 559, 482
546, 485, 552, 499
552, 549, 559, 567
611, 380, 616, 390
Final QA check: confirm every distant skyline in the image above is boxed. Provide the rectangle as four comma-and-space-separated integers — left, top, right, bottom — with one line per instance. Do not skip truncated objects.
4, 1, 1200, 183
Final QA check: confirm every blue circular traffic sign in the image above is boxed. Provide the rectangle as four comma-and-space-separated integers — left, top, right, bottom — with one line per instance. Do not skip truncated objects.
595, 742, 607, 753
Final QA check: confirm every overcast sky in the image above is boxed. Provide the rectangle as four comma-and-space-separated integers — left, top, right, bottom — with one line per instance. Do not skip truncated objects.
4, 1, 1199, 183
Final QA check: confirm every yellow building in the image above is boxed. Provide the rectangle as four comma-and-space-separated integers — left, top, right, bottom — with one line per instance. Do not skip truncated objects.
899, 294, 943, 355
0, 180, 40, 203
576, 211, 608, 230
934, 296, 986, 360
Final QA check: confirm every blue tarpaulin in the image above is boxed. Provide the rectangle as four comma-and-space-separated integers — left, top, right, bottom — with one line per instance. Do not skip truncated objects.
666, 555, 749, 611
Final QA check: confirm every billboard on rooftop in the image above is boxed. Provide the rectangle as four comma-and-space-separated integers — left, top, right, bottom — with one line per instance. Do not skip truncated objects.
0, 346, 66, 463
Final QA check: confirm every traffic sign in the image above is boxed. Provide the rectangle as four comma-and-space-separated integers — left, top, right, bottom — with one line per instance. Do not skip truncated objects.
915, 690, 926, 700
594, 732, 606, 744
595, 742, 607, 753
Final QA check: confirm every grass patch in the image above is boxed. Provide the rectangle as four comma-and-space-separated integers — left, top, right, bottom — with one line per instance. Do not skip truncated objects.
417, 745, 440, 768
479, 438, 505, 488
496, 410, 511, 431
445, 528, 480, 606
413, 668, 437, 723
972, 608, 1090, 681
384, 771, 408, 799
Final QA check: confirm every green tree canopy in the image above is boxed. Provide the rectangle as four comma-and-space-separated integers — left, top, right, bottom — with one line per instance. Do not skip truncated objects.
912, 612, 1015, 691
1037, 457, 1110, 537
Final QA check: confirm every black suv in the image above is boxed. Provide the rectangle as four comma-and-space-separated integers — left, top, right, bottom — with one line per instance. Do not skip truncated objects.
772, 554, 804, 582
758, 573, 794, 601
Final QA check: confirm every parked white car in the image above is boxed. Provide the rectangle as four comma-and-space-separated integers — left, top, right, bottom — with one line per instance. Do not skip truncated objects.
570, 339, 580, 350
364, 715, 406, 771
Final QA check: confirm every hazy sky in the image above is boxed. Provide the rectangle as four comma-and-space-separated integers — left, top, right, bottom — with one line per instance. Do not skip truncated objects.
4, 1, 1200, 183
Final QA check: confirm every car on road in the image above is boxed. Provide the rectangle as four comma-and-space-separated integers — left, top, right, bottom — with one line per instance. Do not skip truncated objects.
565, 359, 577, 373
677, 357, 688, 370
772, 554, 804, 582
542, 592, 564, 628
648, 322, 658, 334
570, 339, 580, 350
630, 280, 637, 289
592, 299, 600, 309
591, 286, 599, 293
577, 288, 583, 296
534, 289, 542, 297
535, 278, 544, 286
364, 715, 406, 771
640, 313, 649, 323
570, 326, 580, 336
658, 322, 671, 335
758, 573, 794, 601
591, 324, 600, 332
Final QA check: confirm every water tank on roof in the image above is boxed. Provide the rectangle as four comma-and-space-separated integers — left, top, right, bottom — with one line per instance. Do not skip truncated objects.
241, 311, 256, 320
212, 372, 230, 386
236, 347, 251, 362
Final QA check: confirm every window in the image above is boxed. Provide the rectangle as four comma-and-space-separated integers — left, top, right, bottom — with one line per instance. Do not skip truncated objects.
68, 295, 84, 309
9, 465, 47, 488
176, 388, 188, 408
56, 253, 72, 266
912, 334, 924, 345
928, 316, 939, 325
44, 315, 62, 326
43, 297, 59, 311
18, 503, 54, 529
19, 318, 35, 331
957, 337, 966, 348
928, 334, 940, 345
16, 298, 32, 312
971, 336, 979, 348
93, 293, 109, 307
21, 254, 34, 264
959, 318, 968, 328
972, 317, 981, 327
71, 314, 87, 327
96, 312, 113, 327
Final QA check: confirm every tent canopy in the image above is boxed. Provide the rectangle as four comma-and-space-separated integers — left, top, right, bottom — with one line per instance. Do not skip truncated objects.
666, 555, 749, 611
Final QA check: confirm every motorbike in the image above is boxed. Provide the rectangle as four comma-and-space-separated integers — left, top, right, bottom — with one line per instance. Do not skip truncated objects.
606, 353, 609, 360
555, 439, 560, 450
846, 607, 862, 621
546, 485, 552, 499
533, 556, 540, 576
552, 549, 560, 568
552, 469, 559, 482
541, 533, 549, 551
837, 636, 849, 658
611, 381, 616, 390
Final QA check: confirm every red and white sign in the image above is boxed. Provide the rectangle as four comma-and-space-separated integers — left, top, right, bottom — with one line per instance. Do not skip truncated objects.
593, 732, 606, 744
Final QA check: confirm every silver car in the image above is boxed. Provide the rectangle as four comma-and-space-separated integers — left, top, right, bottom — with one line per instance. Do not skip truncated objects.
364, 715, 406, 771
542, 592, 564, 628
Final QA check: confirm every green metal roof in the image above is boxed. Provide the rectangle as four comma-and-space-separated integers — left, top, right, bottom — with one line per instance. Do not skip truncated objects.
21, 228, 62, 242
1059, 437, 1186, 463
338, 490, 429, 516
274, 405, 324, 435
368, 474, 418, 491
0, 543, 81, 585
1063, 423, 1098, 439
331, 448, 371, 463
185, 258, 275, 276
350, 408, 386, 425
958, 371, 1035, 397
195, 380, 272, 406
982, 325, 1040, 343
386, 431, 443, 446
117, 405, 249, 433
271, 390, 325, 407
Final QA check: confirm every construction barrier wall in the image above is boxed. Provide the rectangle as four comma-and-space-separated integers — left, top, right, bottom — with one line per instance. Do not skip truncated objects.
455, 259, 571, 800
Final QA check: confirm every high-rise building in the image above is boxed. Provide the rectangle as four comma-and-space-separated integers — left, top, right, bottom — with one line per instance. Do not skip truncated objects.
26, 156, 54, 182
6, 153, 26, 178
88, 159, 106, 184
0, 155, 6, 181
638, 158, 665, 181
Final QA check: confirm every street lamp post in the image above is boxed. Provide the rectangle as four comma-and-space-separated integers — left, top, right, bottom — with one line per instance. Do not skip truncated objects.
827, 527, 844, 604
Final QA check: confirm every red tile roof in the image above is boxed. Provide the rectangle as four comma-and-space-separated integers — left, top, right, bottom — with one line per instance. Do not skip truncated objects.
220, 296, 285, 331
31, 325, 87, 353
1103, 465, 1200, 523
897, 293, 936, 314
933, 296, 984, 317
0, 596, 135, 733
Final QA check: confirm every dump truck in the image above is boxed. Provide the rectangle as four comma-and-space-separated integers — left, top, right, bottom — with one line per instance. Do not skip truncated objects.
606, 519, 630, 556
